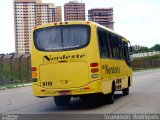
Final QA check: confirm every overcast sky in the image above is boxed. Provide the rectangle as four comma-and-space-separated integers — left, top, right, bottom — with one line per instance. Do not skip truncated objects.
0, 0, 160, 54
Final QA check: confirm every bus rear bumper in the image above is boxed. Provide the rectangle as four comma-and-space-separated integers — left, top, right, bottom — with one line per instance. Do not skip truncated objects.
32, 80, 102, 97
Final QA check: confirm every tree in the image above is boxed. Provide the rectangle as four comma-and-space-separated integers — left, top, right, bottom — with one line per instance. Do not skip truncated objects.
150, 44, 160, 51
138, 46, 150, 53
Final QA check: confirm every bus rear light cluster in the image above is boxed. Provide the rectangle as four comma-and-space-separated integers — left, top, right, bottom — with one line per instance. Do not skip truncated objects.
90, 63, 99, 73
90, 63, 99, 67
91, 68, 99, 73
84, 87, 90, 90
80, 87, 90, 90
91, 74, 100, 78
32, 72, 37, 77
32, 67, 38, 78
32, 78, 38, 82
32, 67, 37, 71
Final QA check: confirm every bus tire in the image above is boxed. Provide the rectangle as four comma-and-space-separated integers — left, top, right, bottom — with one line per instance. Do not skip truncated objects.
79, 95, 88, 101
54, 96, 70, 106
123, 78, 130, 95
107, 84, 115, 104
107, 92, 114, 104
122, 88, 129, 95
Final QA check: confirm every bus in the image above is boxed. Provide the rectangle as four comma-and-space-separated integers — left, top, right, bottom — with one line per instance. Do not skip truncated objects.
31, 21, 132, 106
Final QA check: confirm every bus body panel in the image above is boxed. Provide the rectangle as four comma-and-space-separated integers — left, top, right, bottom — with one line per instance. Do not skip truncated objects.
32, 79, 103, 97
100, 59, 132, 94
40, 62, 89, 89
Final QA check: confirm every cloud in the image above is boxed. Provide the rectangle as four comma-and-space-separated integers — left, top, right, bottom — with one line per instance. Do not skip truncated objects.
114, 0, 160, 47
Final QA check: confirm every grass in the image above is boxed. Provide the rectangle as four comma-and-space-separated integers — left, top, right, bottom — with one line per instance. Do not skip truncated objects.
133, 67, 160, 72
132, 54, 160, 71
133, 54, 160, 61
0, 82, 32, 90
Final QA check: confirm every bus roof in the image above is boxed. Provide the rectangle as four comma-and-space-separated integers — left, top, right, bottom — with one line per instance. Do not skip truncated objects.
90, 21, 129, 43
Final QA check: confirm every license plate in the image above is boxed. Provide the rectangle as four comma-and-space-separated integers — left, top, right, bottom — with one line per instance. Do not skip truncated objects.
59, 91, 71, 96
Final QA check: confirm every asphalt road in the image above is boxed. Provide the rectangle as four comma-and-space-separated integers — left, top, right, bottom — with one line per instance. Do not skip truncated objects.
0, 69, 160, 115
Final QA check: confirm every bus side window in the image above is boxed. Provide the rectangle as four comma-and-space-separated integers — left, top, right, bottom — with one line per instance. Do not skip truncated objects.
123, 41, 129, 61
108, 33, 114, 58
112, 34, 118, 59
104, 31, 110, 58
118, 37, 123, 59
98, 29, 110, 58
115, 36, 120, 59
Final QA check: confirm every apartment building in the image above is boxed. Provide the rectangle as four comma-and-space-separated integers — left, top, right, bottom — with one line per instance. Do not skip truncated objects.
88, 8, 114, 29
14, 0, 62, 54
64, 1, 85, 21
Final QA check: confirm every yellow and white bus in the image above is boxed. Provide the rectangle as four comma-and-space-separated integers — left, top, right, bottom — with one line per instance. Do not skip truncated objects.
31, 21, 132, 106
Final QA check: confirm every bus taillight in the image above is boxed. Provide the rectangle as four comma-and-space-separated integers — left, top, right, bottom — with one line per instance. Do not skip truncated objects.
32, 72, 37, 77
32, 67, 37, 71
91, 68, 99, 73
90, 63, 99, 67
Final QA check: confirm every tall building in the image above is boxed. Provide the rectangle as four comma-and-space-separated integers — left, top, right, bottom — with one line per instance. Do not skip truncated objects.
14, 0, 62, 54
88, 8, 114, 30
64, 1, 85, 21
56, 6, 62, 22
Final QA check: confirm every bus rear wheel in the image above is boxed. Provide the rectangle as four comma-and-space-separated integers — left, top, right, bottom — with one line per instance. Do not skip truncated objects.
54, 96, 70, 106
123, 78, 130, 95
122, 88, 129, 95
106, 84, 115, 104
107, 91, 114, 104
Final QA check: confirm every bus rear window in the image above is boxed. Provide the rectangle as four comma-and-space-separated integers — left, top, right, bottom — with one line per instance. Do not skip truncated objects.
33, 25, 90, 51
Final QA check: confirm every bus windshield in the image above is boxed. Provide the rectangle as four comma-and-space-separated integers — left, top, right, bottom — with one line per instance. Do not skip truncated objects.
33, 25, 90, 51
